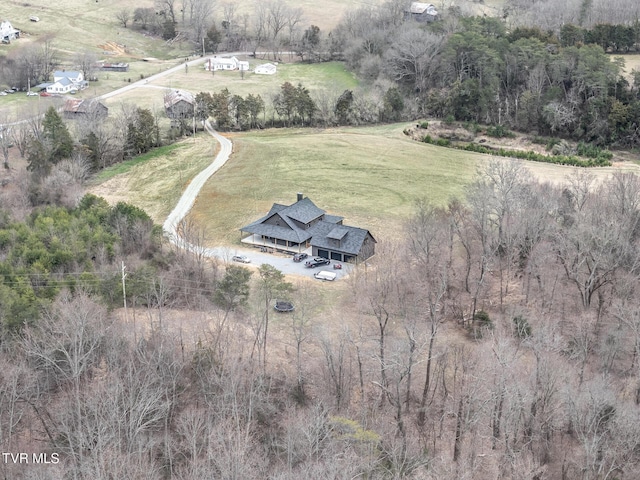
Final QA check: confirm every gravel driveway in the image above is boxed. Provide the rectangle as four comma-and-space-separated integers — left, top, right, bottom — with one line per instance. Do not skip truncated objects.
162, 121, 351, 280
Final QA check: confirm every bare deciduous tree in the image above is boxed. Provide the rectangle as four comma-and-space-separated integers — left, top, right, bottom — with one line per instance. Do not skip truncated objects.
116, 8, 131, 28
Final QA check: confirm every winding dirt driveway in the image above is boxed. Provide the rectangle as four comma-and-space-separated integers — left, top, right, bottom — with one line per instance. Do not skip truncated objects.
160, 120, 351, 279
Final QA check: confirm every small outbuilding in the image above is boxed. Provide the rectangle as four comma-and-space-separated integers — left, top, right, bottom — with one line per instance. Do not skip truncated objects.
164, 90, 195, 120
63, 99, 108, 119
405, 2, 439, 22
0, 20, 20, 43
97, 62, 129, 72
255, 63, 277, 75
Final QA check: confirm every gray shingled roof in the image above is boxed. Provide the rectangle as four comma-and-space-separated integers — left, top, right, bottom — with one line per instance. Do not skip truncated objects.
283, 197, 325, 224
323, 214, 344, 224
241, 198, 325, 243
241, 201, 314, 243
241, 221, 312, 243
164, 90, 195, 109
309, 221, 374, 255
241, 197, 374, 255
327, 226, 349, 240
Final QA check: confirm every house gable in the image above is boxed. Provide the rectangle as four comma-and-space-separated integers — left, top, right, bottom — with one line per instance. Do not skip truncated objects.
164, 90, 195, 119
1, 21, 20, 42
263, 212, 293, 229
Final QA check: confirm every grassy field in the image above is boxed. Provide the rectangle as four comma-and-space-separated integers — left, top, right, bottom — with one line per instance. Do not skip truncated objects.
87, 123, 480, 243
87, 120, 638, 249
89, 133, 218, 223
186, 124, 481, 245
99, 61, 360, 122
616, 54, 640, 82
0, 0, 187, 59
149, 61, 360, 98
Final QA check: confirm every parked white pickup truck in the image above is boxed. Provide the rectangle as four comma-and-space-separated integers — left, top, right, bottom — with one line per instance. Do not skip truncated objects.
314, 270, 336, 281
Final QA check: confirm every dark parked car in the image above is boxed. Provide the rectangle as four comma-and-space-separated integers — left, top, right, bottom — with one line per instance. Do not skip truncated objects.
293, 253, 308, 262
305, 257, 330, 268
274, 301, 295, 312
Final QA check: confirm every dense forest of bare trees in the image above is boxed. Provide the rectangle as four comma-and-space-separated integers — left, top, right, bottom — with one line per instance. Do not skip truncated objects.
3, 162, 640, 478
4, 0, 640, 477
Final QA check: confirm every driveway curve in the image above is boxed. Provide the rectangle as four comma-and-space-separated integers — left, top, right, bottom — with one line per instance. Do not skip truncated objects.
161, 121, 351, 279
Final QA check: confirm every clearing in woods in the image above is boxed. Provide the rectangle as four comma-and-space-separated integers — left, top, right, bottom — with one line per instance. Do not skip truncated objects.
89, 122, 637, 250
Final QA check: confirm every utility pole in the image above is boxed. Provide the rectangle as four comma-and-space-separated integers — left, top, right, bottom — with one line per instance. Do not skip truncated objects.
122, 261, 135, 343
121, 260, 128, 318
202, 37, 205, 57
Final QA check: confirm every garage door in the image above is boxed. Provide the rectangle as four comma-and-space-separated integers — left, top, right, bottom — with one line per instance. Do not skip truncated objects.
330, 252, 342, 261
317, 249, 329, 259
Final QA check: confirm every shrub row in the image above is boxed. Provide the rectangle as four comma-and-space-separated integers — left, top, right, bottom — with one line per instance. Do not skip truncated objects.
422, 136, 612, 167
485, 125, 516, 138
576, 142, 613, 160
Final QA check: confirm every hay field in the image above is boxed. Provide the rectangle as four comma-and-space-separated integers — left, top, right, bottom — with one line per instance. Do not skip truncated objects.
89, 136, 218, 223
88, 121, 637, 248
148, 60, 359, 102
186, 124, 638, 246
0, 0, 186, 61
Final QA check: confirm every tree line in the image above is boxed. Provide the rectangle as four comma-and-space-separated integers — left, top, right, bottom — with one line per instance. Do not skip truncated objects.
4, 161, 640, 477
334, 12, 640, 148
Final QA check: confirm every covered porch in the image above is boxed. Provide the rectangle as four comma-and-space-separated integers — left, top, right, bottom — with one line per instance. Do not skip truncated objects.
240, 233, 311, 254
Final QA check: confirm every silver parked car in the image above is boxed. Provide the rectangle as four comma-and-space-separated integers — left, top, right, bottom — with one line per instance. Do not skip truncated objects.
232, 255, 251, 263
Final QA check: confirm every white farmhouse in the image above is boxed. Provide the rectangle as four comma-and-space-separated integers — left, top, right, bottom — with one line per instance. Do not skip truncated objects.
204, 56, 249, 72
0, 20, 20, 43
45, 71, 86, 94
255, 63, 277, 75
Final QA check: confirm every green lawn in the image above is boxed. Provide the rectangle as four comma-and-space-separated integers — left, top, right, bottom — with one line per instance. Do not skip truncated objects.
88, 133, 218, 223
101, 61, 360, 121
187, 124, 481, 245
148, 60, 360, 100
0, 0, 187, 63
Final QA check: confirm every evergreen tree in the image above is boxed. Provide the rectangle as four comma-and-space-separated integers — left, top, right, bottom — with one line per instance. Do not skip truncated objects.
42, 106, 73, 164
125, 108, 158, 156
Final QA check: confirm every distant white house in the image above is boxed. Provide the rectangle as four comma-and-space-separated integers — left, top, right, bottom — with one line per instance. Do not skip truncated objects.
0, 21, 20, 43
204, 56, 249, 72
45, 71, 86, 94
254, 63, 277, 75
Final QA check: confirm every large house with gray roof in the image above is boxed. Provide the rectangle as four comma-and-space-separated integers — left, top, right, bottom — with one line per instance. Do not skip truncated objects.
240, 194, 376, 263
44, 71, 86, 94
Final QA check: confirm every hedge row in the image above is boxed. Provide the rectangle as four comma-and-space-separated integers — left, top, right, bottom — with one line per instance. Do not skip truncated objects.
422, 136, 612, 167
